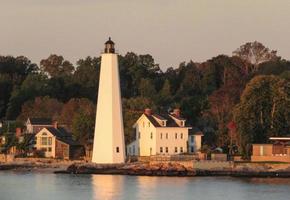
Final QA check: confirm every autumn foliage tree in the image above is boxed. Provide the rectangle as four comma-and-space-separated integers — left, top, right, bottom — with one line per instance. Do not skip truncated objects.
18, 96, 63, 121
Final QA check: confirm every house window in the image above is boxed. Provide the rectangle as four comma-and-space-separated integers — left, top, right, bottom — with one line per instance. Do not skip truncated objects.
42, 132, 47, 136
148, 122, 150, 127
175, 133, 177, 139
116, 147, 119, 153
181, 121, 184, 126
180, 133, 183, 139
260, 146, 264, 156
175, 147, 178, 153
138, 132, 141, 139
180, 147, 183, 153
160, 147, 163, 153
166, 133, 168, 139
133, 146, 135, 154
191, 146, 194, 153
48, 147, 52, 152
191, 136, 194, 143
160, 133, 163, 139
41, 137, 48, 145
150, 132, 153, 139
129, 147, 131, 154
165, 147, 169, 153
48, 137, 52, 145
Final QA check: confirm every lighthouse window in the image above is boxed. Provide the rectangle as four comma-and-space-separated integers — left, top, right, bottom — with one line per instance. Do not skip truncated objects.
150, 132, 153, 139
116, 147, 119, 153
165, 147, 169, 153
180, 133, 183, 139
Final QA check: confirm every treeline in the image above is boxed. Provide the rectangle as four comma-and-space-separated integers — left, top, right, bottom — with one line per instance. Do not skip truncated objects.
0, 41, 290, 156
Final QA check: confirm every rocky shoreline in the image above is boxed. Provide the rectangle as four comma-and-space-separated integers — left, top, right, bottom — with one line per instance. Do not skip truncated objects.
2, 161, 290, 178
54, 162, 290, 178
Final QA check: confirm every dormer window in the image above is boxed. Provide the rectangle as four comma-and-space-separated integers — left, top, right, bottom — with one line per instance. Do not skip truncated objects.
180, 121, 184, 127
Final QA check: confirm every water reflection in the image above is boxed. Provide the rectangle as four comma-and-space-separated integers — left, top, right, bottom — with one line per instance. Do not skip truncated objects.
1, 172, 290, 200
92, 175, 124, 200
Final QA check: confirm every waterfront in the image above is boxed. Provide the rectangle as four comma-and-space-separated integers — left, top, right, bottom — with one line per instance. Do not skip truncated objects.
0, 172, 290, 200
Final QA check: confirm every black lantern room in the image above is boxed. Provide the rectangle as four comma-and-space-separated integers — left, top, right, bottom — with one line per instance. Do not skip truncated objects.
104, 37, 115, 53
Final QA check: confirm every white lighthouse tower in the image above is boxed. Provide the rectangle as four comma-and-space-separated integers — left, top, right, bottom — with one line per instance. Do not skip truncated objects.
92, 38, 125, 164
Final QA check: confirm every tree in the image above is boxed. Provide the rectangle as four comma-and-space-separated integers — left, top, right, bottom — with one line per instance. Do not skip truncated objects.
73, 56, 100, 101
233, 41, 280, 70
157, 79, 172, 107
40, 54, 74, 77
18, 96, 63, 121
118, 52, 161, 97
123, 97, 156, 143
5, 74, 49, 119
256, 60, 290, 75
0, 56, 38, 85
233, 75, 290, 156
138, 78, 156, 98
0, 56, 38, 118
0, 75, 13, 118
72, 111, 95, 145
59, 98, 95, 131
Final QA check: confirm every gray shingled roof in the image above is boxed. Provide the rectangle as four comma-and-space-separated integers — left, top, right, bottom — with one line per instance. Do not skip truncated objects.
29, 118, 52, 125
46, 127, 80, 146
144, 113, 190, 128
189, 127, 204, 135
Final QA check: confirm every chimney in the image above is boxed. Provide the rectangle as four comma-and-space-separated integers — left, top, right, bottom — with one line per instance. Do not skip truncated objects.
15, 128, 22, 138
53, 121, 58, 129
173, 108, 181, 118
144, 108, 152, 116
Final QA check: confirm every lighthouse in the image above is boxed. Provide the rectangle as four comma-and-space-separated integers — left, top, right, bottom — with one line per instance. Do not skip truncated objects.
92, 38, 125, 164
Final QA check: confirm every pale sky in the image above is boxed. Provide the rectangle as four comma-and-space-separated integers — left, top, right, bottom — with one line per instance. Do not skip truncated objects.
1, 0, 290, 69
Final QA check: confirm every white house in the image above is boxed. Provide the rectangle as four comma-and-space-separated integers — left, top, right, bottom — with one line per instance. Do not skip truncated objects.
127, 108, 203, 156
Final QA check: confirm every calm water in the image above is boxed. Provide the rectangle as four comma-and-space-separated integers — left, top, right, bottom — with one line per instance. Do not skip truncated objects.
0, 171, 290, 200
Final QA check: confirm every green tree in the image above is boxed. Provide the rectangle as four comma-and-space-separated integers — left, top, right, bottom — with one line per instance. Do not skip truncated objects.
72, 111, 95, 144
5, 74, 49, 119
40, 54, 74, 77
138, 78, 156, 98
234, 75, 290, 156
73, 56, 101, 101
